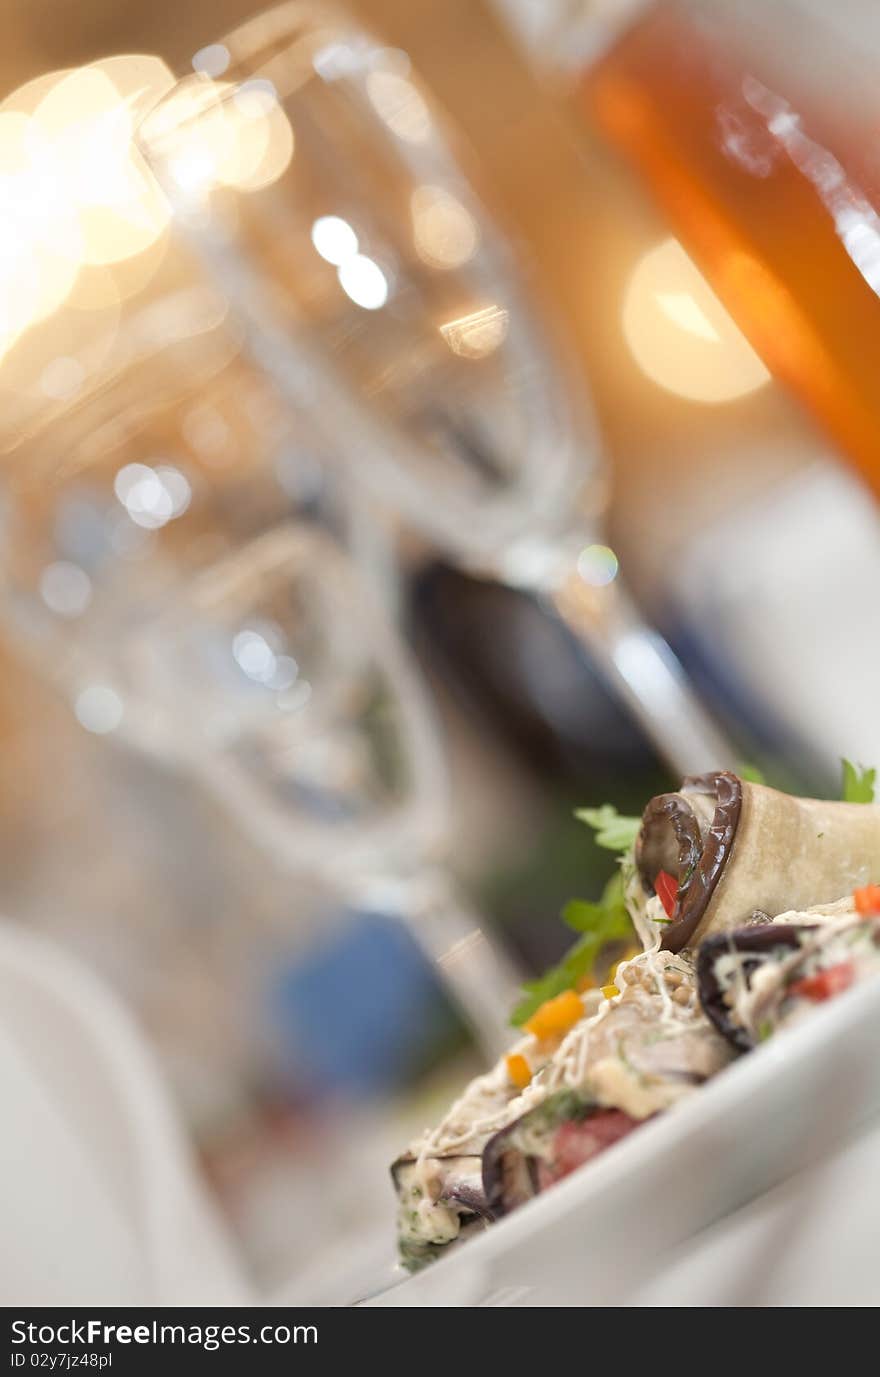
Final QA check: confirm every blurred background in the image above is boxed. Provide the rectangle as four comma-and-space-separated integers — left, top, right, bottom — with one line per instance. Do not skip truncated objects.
0, 0, 879, 1300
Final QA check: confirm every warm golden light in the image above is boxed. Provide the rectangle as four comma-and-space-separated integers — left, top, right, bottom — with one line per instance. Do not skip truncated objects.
145, 81, 232, 196
217, 84, 272, 189
226, 83, 294, 192
64, 232, 170, 312
0, 290, 122, 404
144, 76, 294, 196
655, 292, 720, 342
411, 186, 479, 270
39, 355, 87, 401
0, 112, 79, 354
0, 53, 293, 359
0, 54, 177, 364
32, 66, 171, 266
622, 238, 771, 402
439, 304, 508, 359
1, 70, 73, 119
89, 55, 175, 117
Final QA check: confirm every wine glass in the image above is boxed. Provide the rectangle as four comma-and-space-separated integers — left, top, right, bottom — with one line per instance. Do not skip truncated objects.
0, 286, 522, 1057
138, 0, 735, 776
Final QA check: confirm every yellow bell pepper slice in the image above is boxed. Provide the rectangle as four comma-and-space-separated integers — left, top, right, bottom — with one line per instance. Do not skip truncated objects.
505, 1053, 532, 1090
523, 989, 583, 1040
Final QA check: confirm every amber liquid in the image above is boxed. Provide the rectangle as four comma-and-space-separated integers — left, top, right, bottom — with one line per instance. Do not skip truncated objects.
584, 0, 880, 497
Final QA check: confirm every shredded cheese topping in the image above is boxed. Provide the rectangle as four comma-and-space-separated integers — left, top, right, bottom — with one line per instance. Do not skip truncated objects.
714, 899, 879, 1038
409, 944, 705, 1165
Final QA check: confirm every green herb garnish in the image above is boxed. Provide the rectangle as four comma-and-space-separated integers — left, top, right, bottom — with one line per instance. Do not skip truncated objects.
757, 1020, 774, 1043
841, 758, 876, 804
574, 805, 641, 853
510, 871, 632, 1026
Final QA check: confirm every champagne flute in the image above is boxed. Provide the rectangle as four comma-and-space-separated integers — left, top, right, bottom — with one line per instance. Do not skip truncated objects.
139, 0, 736, 776
0, 287, 521, 1057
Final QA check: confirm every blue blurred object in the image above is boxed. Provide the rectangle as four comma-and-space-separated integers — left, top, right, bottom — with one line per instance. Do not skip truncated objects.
267, 909, 455, 1100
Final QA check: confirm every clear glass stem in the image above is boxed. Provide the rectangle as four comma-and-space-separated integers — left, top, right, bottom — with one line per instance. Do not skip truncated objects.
361, 869, 522, 1064
190, 751, 520, 1064
549, 561, 737, 778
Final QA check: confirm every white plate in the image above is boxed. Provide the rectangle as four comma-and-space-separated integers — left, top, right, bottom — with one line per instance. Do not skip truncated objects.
366, 976, 880, 1305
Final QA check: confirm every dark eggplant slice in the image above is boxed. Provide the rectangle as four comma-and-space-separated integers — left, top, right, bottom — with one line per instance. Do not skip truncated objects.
392, 1152, 492, 1214
636, 771, 743, 953
442, 1182, 493, 1218
482, 1090, 643, 1217
697, 924, 805, 1052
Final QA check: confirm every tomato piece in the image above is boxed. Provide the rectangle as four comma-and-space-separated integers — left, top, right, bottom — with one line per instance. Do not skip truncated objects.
788, 961, 854, 1002
654, 869, 679, 917
536, 1110, 641, 1190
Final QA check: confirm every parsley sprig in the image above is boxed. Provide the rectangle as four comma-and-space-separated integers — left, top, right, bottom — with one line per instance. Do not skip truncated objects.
510, 871, 632, 1027
841, 759, 876, 804
574, 805, 641, 852
510, 800, 640, 1028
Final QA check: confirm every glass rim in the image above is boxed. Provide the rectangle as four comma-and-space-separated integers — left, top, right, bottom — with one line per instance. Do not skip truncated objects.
135, 1, 602, 569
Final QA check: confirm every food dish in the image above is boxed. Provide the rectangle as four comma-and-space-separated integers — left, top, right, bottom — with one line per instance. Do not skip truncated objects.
393, 946, 731, 1266
698, 894, 880, 1051
391, 769, 880, 1270
632, 772, 880, 951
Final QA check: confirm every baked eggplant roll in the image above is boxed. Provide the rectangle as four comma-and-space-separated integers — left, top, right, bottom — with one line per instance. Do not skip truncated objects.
392, 950, 731, 1266
389, 1005, 600, 1270
633, 772, 880, 952
482, 1091, 640, 1216
697, 897, 880, 1051
391, 1153, 491, 1271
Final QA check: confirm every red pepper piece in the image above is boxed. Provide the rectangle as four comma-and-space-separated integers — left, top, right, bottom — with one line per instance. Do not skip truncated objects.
789, 961, 854, 1002
654, 869, 679, 917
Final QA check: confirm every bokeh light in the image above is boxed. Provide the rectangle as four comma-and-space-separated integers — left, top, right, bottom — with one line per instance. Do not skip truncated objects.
74, 683, 124, 734
411, 186, 479, 270
145, 75, 294, 198
39, 561, 93, 618
0, 55, 175, 364
192, 45, 231, 79
337, 255, 389, 310
114, 462, 192, 529
39, 355, 87, 400
232, 626, 299, 692
311, 215, 359, 266
225, 80, 294, 192
32, 66, 171, 266
365, 69, 431, 145
623, 238, 771, 402
577, 543, 619, 587
0, 112, 80, 356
